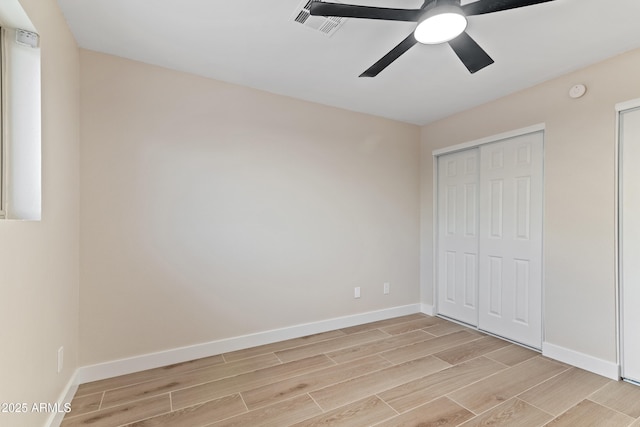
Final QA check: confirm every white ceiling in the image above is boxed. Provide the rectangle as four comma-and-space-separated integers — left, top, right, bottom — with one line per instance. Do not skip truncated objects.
56, 0, 640, 125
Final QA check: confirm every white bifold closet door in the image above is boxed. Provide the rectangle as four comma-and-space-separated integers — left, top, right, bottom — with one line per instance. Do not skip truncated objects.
620, 105, 640, 384
437, 131, 543, 349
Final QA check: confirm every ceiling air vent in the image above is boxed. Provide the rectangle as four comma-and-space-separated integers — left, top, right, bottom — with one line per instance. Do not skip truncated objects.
293, 0, 346, 37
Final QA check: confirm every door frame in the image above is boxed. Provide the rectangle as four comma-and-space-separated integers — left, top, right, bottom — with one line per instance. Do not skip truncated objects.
432, 123, 546, 345
616, 97, 640, 383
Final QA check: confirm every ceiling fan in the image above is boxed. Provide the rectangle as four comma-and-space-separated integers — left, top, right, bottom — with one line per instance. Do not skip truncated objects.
309, 0, 557, 77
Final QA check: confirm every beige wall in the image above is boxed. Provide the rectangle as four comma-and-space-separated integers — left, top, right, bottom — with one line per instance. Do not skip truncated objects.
421, 48, 640, 363
79, 50, 420, 365
0, 1, 80, 426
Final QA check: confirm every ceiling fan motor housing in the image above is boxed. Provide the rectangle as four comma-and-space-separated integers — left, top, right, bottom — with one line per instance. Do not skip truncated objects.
415, 1, 468, 45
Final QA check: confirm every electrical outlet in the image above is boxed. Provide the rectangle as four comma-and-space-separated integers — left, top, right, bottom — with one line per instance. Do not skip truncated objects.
384, 282, 390, 295
354, 287, 361, 299
57, 346, 64, 374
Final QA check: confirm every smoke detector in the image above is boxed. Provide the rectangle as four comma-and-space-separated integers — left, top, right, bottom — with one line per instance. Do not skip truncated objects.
293, 0, 346, 36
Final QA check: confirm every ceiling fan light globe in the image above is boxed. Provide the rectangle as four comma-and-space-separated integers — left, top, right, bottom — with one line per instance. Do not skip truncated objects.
414, 8, 467, 45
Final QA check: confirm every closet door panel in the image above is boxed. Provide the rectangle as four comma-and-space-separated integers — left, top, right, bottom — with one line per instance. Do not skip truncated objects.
478, 132, 544, 349
437, 149, 479, 326
620, 106, 640, 383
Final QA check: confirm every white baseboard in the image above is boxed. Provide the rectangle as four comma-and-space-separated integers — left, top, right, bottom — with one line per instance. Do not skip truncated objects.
77, 304, 422, 384
45, 371, 79, 427
420, 303, 435, 316
542, 342, 620, 380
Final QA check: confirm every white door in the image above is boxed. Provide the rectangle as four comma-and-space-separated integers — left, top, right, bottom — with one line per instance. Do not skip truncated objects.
620, 106, 640, 383
477, 132, 544, 349
436, 149, 480, 326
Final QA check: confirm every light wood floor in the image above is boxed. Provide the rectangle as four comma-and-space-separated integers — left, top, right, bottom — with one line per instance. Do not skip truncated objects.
62, 314, 640, 426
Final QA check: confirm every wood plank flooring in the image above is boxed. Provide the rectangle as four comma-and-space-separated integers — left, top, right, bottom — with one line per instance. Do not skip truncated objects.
62, 314, 640, 426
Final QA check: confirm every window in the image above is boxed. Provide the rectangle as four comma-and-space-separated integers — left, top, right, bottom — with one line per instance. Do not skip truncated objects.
0, 21, 41, 220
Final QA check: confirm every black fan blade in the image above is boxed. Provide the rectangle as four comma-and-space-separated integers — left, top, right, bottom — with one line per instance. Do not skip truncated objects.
310, 1, 423, 22
462, 0, 556, 16
360, 33, 418, 77
448, 32, 494, 73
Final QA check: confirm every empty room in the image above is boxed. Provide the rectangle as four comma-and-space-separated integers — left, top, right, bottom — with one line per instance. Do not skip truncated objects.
2, 0, 640, 426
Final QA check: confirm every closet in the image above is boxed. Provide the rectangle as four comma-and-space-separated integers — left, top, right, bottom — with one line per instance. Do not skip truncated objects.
619, 102, 640, 384
436, 130, 544, 349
